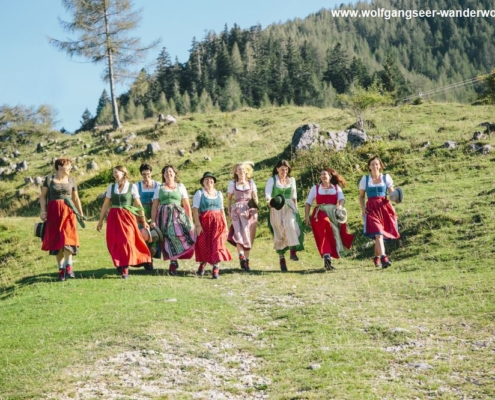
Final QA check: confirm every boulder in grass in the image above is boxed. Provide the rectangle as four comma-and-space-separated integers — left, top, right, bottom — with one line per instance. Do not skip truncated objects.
25, 177, 34, 185
444, 141, 456, 149
147, 142, 161, 155
482, 144, 492, 155
34, 176, 44, 186
86, 161, 98, 171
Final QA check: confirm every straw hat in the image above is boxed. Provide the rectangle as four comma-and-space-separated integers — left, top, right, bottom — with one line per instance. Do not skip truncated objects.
389, 187, 403, 204
334, 208, 348, 224
269, 194, 285, 211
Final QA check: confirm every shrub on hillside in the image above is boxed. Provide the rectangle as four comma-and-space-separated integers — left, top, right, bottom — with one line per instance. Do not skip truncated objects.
196, 131, 225, 149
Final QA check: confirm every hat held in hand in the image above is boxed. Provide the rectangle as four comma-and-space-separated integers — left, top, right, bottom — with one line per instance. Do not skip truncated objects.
140, 227, 153, 243
150, 225, 163, 243
334, 207, 348, 224
269, 194, 285, 211
389, 187, 403, 204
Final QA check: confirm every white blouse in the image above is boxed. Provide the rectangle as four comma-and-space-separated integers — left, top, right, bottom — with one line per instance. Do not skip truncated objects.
192, 189, 224, 208
227, 179, 257, 194
265, 176, 297, 201
305, 184, 344, 205
358, 174, 393, 191
105, 181, 140, 199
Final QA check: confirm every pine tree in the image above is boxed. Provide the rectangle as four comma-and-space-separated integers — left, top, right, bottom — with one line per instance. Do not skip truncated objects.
78, 108, 95, 132
49, 0, 159, 129
323, 43, 351, 94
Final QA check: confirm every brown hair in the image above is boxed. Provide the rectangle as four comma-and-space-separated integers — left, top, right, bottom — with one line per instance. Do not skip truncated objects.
139, 163, 153, 173
54, 158, 72, 170
272, 159, 292, 177
367, 156, 385, 171
161, 165, 179, 183
323, 168, 347, 188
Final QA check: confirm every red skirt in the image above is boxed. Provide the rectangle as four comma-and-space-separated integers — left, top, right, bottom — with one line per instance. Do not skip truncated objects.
364, 197, 400, 239
106, 208, 151, 268
311, 207, 354, 258
195, 210, 232, 264
42, 200, 79, 253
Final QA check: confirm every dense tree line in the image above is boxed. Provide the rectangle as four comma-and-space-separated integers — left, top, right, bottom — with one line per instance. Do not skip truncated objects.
83, 0, 495, 129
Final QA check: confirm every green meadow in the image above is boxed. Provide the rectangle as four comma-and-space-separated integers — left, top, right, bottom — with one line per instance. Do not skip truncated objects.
0, 103, 494, 399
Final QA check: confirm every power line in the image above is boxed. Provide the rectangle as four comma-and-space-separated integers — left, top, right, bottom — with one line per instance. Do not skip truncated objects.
399, 71, 494, 102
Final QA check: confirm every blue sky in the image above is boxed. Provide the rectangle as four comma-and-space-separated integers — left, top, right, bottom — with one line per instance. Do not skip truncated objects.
0, 0, 339, 132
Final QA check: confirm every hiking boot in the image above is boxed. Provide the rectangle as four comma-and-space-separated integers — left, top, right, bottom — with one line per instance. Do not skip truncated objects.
380, 255, 392, 269
290, 250, 299, 261
244, 259, 250, 272
239, 255, 247, 271
144, 262, 154, 271
324, 256, 334, 271
373, 256, 381, 268
58, 268, 66, 281
65, 265, 75, 278
280, 257, 288, 272
212, 266, 220, 279
197, 262, 206, 276
169, 260, 178, 276
121, 267, 129, 279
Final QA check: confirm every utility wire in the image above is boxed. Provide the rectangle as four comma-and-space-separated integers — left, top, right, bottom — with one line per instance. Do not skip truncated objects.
399, 71, 494, 102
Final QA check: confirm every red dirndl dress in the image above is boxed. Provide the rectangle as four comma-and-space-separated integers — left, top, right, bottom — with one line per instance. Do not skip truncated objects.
310, 185, 354, 258
364, 196, 400, 239
42, 199, 79, 254
194, 191, 232, 265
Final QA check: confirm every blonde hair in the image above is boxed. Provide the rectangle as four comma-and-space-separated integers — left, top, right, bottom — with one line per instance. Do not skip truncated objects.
232, 161, 254, 181
113, 165, 130, 182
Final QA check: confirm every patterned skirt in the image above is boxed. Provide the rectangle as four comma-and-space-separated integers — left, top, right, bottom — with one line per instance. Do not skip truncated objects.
268, 199, 304, 253
311, 204, 354, 258
106, 208, 151, 268
363, 197, 400, 239
42, 199, 79, 255
195, 210, 232, 264
227, 200, 258, 250
156, 203, 195, 260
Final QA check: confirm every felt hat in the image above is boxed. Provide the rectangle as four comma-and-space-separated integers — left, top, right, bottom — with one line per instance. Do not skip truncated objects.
269, 194, 285, 211
150, 225, 164, 243
334, 208, 348, 224
34, 222, 46, 239
140, 227, 153, 243
200, 171, 217, 185
389, 187, 403, 204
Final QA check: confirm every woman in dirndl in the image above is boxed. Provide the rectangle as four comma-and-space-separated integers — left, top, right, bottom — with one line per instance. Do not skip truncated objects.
192, 172, 232, 279
265, 159, 304, 272
304, 168, 354, 271
137, 163, 161, 260
40, 158, 84, 281
358, 156, 400, 269
150, 165, 195, 276
227, 161, 258, 272
97, 165, 152, 278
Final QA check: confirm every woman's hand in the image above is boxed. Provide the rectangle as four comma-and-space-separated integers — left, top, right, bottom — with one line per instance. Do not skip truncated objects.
304, 216, 311, 226
40, 211, 47, 222
96, 221, 103, 232
149, 221, 156, 229
196, 225, 203, 236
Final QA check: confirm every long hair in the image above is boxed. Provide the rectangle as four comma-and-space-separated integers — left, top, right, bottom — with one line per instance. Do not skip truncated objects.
324, 168, 347, 188
232, 161, 254, 181
272, 159, 291, 177
367, 156, 385, 171
113, 165, 129, 182
161, 165, 179, 183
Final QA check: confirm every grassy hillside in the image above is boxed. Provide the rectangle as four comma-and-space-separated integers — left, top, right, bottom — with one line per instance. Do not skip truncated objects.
0, 103, 494, 399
